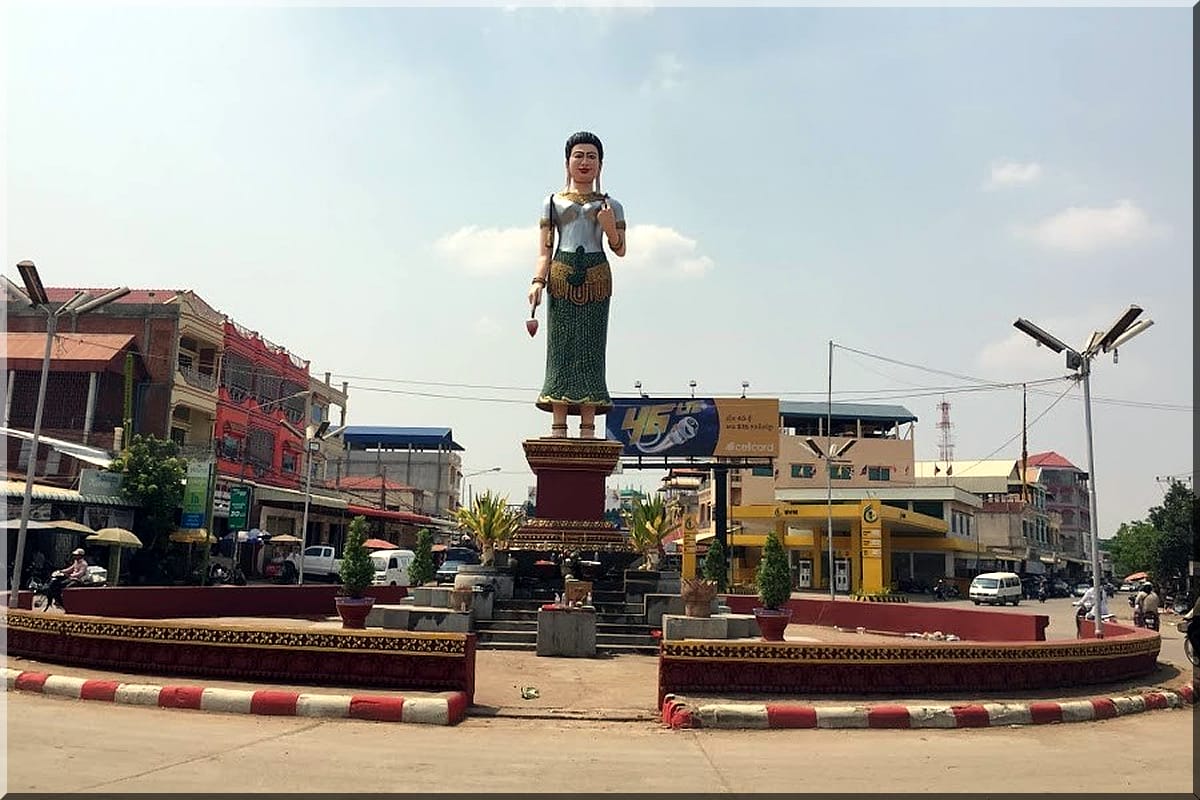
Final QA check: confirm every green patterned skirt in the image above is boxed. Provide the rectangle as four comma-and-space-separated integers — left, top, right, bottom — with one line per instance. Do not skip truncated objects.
537, 248, 612, 414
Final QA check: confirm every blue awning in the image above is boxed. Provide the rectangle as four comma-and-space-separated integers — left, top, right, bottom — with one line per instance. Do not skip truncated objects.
341, 426, 464, 452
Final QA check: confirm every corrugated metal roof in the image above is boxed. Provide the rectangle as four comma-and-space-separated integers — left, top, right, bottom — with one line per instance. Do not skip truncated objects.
6, 332, 140, 374
342, 426, 464, 451
914, 460, 1018, 479
0, 479, 134, 507
779, 400, 917, 424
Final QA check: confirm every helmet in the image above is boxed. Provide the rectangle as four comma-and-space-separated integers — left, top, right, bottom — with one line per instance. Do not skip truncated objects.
72, 548, 85, 556
1141, 582, 1155, 593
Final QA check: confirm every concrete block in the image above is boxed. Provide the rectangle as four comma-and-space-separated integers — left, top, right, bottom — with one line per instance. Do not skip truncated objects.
426, 587, 455, 608
645, 594, 685, 627
536, 608, 596, 657
366, 605, 412, 630
408, 609, 471, 632
469, 588, 494, 622
411, 587, 433, 606
663, 614, 727, 640
726, 614, 758, 638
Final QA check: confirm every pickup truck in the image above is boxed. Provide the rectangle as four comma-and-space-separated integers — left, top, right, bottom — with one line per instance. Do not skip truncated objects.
285, 545, 342, 582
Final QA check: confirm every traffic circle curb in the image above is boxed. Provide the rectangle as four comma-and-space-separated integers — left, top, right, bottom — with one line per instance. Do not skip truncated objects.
661, 680, 1196, 730
3, 667, 468, 726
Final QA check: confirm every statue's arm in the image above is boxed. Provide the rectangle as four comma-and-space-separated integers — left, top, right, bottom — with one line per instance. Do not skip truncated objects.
603, 197, 626, 258
528, 196, 554, 309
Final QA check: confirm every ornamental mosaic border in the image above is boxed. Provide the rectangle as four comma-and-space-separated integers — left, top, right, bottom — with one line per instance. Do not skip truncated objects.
660, 636, 1158, 665
4, 611, 469, 657
520, 518, 620, 531
522, 439, 623, 468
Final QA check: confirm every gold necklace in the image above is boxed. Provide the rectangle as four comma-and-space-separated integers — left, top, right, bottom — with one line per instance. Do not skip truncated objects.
556, 190, 605, 205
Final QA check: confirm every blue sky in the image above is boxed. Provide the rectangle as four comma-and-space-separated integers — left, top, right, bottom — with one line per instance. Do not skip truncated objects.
5, 4, 1193, 533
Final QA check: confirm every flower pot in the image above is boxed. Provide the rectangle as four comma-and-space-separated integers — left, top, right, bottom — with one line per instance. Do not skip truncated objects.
335, 596, 375, 629
684, 601, 713, 618
753, 607, 793, 641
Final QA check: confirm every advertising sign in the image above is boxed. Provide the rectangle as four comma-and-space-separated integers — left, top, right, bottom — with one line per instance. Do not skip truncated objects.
181, 460, 213, 529
228, 484, 252, 532
79, 468, 124, 498
605, 398, 779, 459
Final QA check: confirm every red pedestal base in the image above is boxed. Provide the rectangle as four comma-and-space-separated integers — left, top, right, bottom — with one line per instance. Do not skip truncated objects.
510, 438, 629, 552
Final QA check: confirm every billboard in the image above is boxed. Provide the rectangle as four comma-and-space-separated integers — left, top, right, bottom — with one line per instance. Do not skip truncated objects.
605, 398, 779, 459
181, 460, 213, 529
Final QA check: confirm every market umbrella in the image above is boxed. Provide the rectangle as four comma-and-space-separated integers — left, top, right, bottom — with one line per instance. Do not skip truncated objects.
267, 534, 303, 546
363, 538, 396, 550
86, 528, 142, 587
45, 520, 96, 535
1124, 571, 1149, 583
170, 528, 217, 545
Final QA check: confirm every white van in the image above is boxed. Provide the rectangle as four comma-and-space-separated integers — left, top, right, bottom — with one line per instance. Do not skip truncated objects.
370, 549, 415, 587
969, 572, 1023, 606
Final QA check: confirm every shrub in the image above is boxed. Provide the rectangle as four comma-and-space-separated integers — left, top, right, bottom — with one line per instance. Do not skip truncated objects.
409, 528, 436, 587
756, 530, 791, 610
339, 516, 375, 598
702, 539, 728, 592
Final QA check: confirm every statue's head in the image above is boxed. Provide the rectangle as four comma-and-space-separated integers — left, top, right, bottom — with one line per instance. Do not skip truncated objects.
564, 131, 604, 188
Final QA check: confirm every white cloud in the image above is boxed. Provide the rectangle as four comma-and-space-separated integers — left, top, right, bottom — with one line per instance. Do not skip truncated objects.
433, 223, 714, 279
1017, 199, 1166, 253
984, 160, 1042, 189
639, 52, 684, 94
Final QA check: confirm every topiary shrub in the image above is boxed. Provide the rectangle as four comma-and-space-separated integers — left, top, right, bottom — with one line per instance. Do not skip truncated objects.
756, 529, 791, 610
702, 539, 728, 592
409, 528, 436, 587
338, 516, 375, 599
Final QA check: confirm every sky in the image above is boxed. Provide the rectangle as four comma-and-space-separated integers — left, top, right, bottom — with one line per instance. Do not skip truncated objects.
4, 3, 1193, 537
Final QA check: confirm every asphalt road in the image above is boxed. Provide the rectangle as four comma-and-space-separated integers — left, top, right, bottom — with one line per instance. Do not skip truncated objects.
3, 690, 1194, 794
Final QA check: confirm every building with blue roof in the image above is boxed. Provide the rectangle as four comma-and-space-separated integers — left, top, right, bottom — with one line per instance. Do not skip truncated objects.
338, 426, 466, 517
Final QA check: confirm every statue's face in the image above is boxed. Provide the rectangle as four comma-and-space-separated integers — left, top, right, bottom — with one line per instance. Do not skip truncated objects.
567, 144, 601, 185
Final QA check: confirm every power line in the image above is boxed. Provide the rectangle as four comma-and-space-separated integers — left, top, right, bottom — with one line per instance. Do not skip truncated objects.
942, 380, 1077, 477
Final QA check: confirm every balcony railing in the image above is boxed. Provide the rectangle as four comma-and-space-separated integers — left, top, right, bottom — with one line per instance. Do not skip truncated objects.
177, 364, 218, 392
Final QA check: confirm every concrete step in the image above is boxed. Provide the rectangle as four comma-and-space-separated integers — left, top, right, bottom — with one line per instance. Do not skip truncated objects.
596, 643, 660, 656
490, 609, 540, 621
475, 640, 537, 651
596, 632, 659, 647
596, 622, 655, 635
476, 630, 537, 644
473, 620, 537, 632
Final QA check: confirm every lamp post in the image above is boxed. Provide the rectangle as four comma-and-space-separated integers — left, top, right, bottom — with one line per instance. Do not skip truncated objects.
6, 262, 130, 607
1012, 305, 1153, 638
462, 466, 501, 509
298, 420, 346, 585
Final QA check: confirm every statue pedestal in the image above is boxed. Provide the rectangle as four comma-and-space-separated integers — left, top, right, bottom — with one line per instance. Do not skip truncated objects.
509, 438, 629, 552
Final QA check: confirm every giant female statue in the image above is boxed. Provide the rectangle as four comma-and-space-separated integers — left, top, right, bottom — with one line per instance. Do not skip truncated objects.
527, 131, 626, 439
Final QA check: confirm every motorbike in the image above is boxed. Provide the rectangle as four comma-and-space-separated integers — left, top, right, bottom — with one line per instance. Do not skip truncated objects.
1133, 608, 1160, 631
28, 569, 100, 611
1177, 617, 1199, 666
208, 562, 247, 586
1037, 585, 1048, 603
932, 581, 959, 601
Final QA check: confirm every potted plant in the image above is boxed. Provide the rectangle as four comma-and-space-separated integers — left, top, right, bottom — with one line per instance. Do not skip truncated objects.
680, 577, 718, 618
454, 491, 521, 568
702, 538, 728, 593
623, 494, 671, 571
753, 529, 793, 641
334, 516, 375, 629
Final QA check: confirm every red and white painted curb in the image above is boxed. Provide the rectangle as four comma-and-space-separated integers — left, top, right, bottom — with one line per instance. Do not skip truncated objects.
3, 668, 469, 726
662, 681, 1195, 730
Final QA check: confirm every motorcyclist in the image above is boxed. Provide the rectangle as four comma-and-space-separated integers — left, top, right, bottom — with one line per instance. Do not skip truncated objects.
1075, 583, 1110, 623
46, 548, 88, 598
1037, 577, 1048, 603
1133, 582, 1160, 629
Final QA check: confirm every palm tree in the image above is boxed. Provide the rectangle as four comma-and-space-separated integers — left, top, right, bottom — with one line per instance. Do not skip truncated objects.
454, 491, 522, 567
623, 493, 673, 570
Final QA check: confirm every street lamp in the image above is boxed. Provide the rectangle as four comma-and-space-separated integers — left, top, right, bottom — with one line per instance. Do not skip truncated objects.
1012, 305, 1153, 638
298, 420, 346, 585
6, 262, 130, 606
462, 466, 501, 509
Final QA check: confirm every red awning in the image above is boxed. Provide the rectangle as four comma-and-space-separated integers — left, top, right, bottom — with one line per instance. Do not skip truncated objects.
346, 504, 434, 525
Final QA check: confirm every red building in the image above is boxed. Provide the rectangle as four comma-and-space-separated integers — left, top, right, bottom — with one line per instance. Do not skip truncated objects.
214, 320, 311, 490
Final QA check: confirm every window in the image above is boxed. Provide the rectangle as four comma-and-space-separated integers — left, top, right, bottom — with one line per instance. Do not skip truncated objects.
829, 465, 851, 480
912, 500, 943, 518
281, 452, 298, 474
790, 463, 816, 479
751, 466, 773, 478
867, 466, 891, 481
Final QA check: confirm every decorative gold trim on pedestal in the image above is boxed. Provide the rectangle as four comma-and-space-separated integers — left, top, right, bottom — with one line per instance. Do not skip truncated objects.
522, 438, 622, 471
509, 518, 631, 552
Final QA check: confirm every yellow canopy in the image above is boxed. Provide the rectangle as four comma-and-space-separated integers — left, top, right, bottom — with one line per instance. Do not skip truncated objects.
87, 527, 143, 548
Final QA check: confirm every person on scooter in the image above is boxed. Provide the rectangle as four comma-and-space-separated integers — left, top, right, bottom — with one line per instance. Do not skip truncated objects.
1133, 582, 1159, 629
1037, 577, 1048, 603
46, 549, 88, 600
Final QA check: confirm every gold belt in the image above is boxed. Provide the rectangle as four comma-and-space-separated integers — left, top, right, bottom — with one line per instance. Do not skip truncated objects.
548, 260, 612, 305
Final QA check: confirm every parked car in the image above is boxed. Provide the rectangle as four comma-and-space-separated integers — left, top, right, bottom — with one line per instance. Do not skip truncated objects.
1050, 579, 1072, 598
435, 559, 468, 585
1072, 582, 1091, 598
286, 545, 342, 582
371, 549, 415, 586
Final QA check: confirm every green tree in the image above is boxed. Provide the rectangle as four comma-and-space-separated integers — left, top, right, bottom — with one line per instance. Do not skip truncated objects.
702, 538, 728, 592
1104, 520, 1158, 579
623, 493, 672, 570
339, 516, 375, 598
409, 528, 436, 587
756, 529, 791, 610
455, 491, 521, 566
107, 435, 186, 579
1147, 481, 1195, 594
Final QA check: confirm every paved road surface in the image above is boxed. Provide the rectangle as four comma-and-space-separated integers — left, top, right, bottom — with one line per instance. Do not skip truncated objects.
3, 690, 1193, 794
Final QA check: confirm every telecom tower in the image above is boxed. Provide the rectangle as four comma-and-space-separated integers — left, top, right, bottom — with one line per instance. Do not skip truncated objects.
936, 397, 955, 466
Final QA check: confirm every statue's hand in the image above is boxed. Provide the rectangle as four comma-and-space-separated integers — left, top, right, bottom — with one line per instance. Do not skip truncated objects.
597, 201, 618, 238
528, 283, 543, 309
